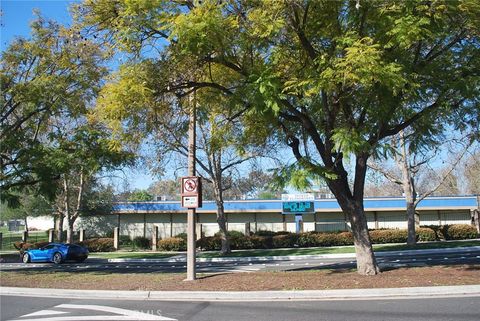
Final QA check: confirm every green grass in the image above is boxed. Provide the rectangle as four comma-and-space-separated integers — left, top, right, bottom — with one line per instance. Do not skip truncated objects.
197, 239, 480, 258
89, 252, 179, 259
84, 239, 480, 260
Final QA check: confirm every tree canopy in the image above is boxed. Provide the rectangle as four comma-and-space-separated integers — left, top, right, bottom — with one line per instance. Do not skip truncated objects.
1, 15, 108, 206
76, 0, 480, 275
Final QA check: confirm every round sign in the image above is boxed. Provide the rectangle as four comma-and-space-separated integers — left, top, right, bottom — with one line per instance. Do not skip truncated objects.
184, 179, 197, 192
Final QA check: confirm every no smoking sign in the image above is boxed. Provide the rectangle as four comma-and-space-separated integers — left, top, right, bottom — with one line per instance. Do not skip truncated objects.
181, 176, 202, 208
182, 177, 199, 194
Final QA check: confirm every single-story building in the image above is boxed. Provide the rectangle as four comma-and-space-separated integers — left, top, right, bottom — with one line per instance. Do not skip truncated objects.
85, 195, 480, 240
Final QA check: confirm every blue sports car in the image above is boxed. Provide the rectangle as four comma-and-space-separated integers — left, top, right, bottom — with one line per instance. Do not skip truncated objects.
22, 243, 89, 264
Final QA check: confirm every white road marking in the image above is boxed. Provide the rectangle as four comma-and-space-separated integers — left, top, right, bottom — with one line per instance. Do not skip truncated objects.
10, 303, 176, 321
20, 310, 68, 317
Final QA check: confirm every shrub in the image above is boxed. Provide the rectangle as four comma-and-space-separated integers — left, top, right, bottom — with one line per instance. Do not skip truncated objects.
416, 227, 437, 242
214, 230, 245, 238
174, 233, 188, 240
272, 233, 298, 248
369, 229, 408, 244
119, 235, 132, 246
254, 230, 277, 237
132, 236, 151, 249
331, 232, 354, 246
420, 225, 445, 240
443, 224, 478, 240
78, 238, 115, 252
157, 237, 187, 251
229, 234, 250, 250
312, 233, 335, 247
297, 232, 317, 247
197, 236, 221, 251
248, 235, 272, 249
14, 241, 50, 252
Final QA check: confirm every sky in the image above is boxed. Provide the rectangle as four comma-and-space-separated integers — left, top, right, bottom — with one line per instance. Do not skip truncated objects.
1, 0, 157, 190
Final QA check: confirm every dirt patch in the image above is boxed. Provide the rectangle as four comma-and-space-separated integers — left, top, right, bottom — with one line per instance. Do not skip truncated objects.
1, 265, 479, 291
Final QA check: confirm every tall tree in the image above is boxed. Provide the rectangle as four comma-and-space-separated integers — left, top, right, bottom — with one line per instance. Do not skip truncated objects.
94, 61, 275, 253
52, 125, 132, 243
77, 0, 480, 274
1, 14, 106, 206
369, 130, 472, 245
463, 150, 480, 194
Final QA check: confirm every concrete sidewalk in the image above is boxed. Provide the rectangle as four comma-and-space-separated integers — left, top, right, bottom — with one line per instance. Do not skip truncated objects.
104, 246, 480, 264
2, 285, 480, 301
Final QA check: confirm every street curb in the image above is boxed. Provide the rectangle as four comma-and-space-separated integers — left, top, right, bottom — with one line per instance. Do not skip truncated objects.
105, 246, 480, 263
2, 285, 480, 301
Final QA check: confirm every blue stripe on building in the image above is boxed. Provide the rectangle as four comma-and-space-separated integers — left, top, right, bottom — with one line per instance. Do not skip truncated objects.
113, 196, 479, 214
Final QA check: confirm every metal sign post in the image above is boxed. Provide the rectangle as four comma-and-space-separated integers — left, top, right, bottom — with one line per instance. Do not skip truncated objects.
184, 92, 198, 281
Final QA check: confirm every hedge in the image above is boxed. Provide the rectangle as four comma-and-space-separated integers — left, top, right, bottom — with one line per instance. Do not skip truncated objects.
78, 238, 115, 252
369, 229, 408, 244
14, 241, 50, 252
442, 224, 478, 240
157, 225, 478, 252
132, 236, 151, 249
157, 237, 187, 251
416, 227, 438, 242
272, 233, 299, 248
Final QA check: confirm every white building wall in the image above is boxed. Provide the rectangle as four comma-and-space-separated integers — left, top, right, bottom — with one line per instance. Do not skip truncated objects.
27, 216, 54, 231
315, 212, 346, 232
377, 211, 408, 229
69, 208, 474, 240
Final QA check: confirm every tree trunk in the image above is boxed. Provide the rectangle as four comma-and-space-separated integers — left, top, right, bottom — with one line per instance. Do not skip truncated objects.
24, 216, 28, 232
343, 201, 380, 275
66, 222, 74, 244
55, 213, 64, 242
216, 200, 230, 254
399, 130, 417, 246
328, 153, 380, 275
406, 202, 416, 245
213, 180, 230, 254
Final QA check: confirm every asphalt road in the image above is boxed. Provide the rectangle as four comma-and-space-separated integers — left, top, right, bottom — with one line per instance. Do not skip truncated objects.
1, 294, 480, 321
1, 248, 480, 274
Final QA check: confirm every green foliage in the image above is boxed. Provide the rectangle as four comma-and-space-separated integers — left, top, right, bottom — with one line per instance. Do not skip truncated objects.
369, 229, 408, 244
442, 224, 478, 240
416, 227, 438, 242
128, 189, 153, 202
196, 236, 222, 251
157, 237, 187, 251
1, 15, 108, 205
272, 233, 299, 248
132, 236, 151, 249
78, 238, 115, 252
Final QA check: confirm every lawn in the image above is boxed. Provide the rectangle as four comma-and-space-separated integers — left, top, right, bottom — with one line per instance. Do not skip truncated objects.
86, 240, 480, 260
90, 252, 179, 259
197, 239, 480, 258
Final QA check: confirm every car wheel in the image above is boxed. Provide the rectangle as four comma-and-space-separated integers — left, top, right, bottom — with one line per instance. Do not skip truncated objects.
53, 252, 63, 264
22, 253, 30, 264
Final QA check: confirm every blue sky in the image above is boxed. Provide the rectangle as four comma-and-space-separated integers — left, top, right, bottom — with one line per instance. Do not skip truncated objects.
1, 0, 157, 190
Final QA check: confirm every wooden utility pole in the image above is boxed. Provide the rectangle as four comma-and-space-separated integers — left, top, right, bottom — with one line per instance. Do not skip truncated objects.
186, 91, 197, 281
